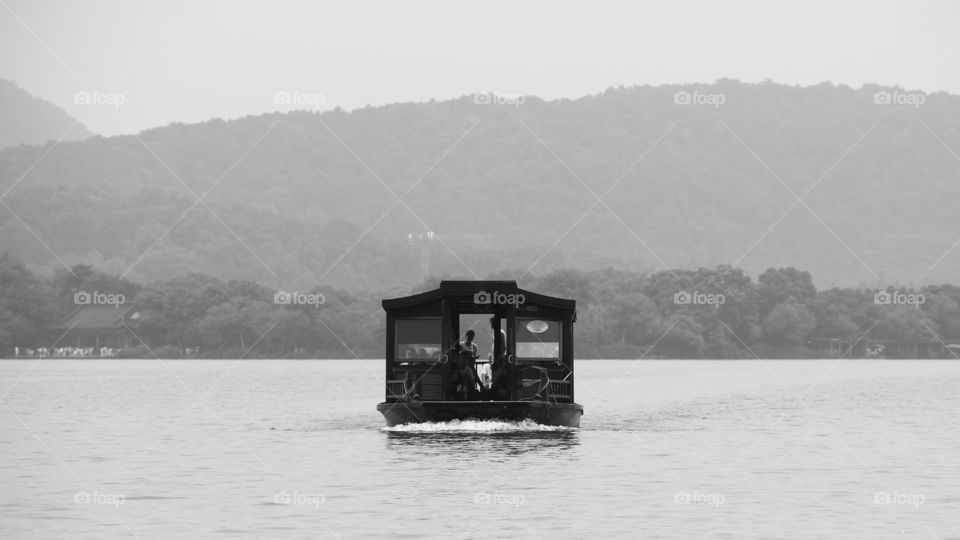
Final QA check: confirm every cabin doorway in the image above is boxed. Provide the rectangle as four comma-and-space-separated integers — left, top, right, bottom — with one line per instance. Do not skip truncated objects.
458, 313, 500, 389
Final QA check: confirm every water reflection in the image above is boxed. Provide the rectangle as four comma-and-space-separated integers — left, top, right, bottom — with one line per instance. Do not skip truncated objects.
383, 427, 580, 457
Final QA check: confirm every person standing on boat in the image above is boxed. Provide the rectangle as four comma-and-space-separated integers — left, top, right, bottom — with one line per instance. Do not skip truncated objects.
458, 330, 480, 399
489, 317, 508, 400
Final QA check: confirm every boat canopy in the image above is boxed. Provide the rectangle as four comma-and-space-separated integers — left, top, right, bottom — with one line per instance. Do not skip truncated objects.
382, 280, 574, 312
381, 280, 577, 403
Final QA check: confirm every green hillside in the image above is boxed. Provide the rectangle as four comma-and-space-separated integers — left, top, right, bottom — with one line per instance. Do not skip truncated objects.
0, 79, 92, 149
1, 80, 957, 290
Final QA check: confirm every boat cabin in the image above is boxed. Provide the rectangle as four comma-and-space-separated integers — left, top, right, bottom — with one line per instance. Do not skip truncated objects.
381, 280, 576, 404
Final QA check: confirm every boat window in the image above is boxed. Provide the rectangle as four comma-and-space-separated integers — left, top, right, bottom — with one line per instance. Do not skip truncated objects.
396, 318, 442, 361
515, 318, 560, 360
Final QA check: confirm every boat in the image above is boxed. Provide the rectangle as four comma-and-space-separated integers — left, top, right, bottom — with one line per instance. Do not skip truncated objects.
376, 280, 584, 427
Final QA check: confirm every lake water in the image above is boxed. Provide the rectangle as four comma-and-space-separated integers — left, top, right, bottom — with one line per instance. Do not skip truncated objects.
1, 359, 958, 539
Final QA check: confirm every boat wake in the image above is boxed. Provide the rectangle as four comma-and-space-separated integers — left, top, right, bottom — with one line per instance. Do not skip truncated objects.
381, 419, 575, 433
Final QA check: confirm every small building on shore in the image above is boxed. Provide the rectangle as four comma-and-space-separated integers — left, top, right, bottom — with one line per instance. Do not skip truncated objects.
808, 337, 953, 359
18, 304, 142, 358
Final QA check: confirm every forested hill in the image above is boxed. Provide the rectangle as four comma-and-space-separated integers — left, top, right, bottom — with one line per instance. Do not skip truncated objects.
1, 80, 958, 291
0, 79, 92, 149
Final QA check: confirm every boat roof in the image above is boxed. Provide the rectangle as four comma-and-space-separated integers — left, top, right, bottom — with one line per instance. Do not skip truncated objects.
382, 280, 576, 312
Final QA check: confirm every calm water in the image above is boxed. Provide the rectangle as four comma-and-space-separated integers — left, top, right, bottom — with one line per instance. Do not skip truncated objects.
1, 359, 958, 539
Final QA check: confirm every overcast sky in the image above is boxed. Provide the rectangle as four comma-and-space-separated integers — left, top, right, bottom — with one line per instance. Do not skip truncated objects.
2, 0, 958, 136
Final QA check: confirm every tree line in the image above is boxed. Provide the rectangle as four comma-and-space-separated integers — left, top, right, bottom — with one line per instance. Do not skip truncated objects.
2, 252, 958, 359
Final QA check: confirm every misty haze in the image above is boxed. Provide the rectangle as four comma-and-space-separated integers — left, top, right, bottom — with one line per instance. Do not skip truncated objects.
1, 1, 959, 539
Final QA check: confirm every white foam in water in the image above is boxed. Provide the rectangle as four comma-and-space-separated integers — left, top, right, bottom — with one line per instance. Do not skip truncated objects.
381, 419, 575, 432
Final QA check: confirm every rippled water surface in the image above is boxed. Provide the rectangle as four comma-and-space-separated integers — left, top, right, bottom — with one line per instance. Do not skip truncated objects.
2, 359, 959, 539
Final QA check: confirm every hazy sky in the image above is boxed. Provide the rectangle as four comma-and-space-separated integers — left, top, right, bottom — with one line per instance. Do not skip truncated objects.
2, 0, 958, 135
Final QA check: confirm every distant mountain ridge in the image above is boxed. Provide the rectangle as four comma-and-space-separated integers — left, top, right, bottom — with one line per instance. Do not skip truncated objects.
0, 79, 93, 149
0, 80, 957, 290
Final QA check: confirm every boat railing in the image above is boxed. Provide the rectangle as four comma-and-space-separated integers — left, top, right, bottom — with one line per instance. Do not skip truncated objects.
387, 364, 444, 401
387, 360, 574, 404
386, 378, 409, 401
548, 380, 572, 403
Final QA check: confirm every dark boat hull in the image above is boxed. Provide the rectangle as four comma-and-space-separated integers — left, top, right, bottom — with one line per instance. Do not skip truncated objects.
377, 401, 583, 427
